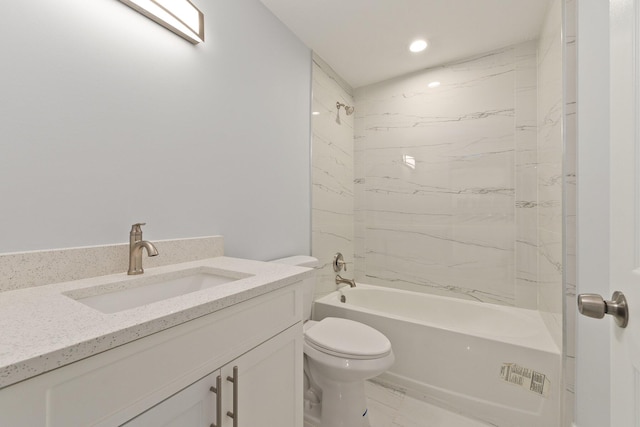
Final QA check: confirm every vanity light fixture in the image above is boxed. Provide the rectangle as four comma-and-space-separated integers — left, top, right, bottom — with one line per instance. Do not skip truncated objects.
409, 39, 428, 53
119, 0, 205, 44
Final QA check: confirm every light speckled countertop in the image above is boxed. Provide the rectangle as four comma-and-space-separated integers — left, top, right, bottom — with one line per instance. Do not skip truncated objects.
0, 256, 312, 389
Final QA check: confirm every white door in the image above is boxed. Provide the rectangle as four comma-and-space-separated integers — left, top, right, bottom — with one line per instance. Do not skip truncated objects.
578, 0, 640, 426
608, 0, 640, 424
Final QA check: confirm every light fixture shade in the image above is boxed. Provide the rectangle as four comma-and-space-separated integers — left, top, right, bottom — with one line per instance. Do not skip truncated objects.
120, 0, 204, 44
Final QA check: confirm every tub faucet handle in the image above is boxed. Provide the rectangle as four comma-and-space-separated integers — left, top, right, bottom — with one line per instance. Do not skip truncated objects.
333, 252, 347, 272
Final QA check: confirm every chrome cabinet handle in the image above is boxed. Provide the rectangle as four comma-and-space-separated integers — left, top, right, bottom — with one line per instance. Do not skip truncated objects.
578, 291, 629, 328
209, 375, 222, 427
226, 366, 239, 427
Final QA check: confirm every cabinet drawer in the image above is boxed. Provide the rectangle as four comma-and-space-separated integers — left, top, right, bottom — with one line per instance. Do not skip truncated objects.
0, 283, 301, 427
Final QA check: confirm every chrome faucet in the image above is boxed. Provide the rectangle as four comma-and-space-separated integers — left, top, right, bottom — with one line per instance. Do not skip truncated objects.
128, 223, 159, 275
335, 274, 356, 288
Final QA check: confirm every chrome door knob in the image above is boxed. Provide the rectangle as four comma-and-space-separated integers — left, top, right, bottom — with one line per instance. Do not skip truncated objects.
577, 291, 629, 328
578, 294, 607, 318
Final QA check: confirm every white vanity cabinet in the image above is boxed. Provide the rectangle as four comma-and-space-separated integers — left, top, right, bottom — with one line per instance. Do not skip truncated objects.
218, 327, 301, 427
124, 325, 301, 427
0, 283, 303, 427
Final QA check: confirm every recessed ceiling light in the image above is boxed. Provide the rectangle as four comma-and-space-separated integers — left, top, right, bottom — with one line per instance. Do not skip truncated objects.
312, 111, 320, 116
428, 81, 441, 88
409, 39, 428, 53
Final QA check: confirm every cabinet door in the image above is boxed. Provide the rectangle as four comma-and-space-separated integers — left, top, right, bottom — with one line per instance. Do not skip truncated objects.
123, 371, 220, 427
221, 324, 303, 427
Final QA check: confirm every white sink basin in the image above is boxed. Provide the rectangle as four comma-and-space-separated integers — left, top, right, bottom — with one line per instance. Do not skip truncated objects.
68, 268, 252, 314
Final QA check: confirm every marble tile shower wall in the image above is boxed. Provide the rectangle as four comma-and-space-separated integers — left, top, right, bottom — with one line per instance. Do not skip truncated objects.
537, 0, 564, 348
311, 55, 355, 297
354, 42, 539, 307
515, 41, 540, 309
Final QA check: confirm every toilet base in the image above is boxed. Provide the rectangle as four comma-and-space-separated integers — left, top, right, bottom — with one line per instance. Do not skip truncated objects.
303, 399, 321, 425
302, 319, 394, 427
305, 379, 372, 427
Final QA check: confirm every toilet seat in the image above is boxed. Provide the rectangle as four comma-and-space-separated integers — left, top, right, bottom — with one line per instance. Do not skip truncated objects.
304, 317, 392, 360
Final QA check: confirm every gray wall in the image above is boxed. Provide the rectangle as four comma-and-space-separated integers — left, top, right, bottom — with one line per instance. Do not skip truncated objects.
0, 0, 311, 260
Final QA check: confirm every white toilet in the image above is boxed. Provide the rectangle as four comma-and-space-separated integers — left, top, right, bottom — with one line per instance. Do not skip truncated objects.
272, 256, 394, 427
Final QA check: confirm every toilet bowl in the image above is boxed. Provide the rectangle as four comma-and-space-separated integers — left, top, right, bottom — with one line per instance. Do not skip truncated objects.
304, 318, 394, 427
271, 256, 394, 427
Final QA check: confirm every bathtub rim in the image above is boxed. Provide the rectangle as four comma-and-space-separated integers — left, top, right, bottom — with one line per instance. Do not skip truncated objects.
314, 283, 560, 355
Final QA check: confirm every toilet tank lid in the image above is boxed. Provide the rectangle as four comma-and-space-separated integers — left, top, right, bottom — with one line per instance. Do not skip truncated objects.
270, 255, 319, 268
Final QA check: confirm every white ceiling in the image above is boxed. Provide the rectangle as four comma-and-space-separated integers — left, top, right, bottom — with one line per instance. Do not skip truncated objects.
260, 0, 551, 89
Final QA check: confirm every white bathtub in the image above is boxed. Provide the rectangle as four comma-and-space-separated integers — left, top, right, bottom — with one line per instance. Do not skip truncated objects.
312, 284, 561, 427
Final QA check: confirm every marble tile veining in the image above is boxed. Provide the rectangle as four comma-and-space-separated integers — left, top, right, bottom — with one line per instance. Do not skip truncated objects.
310, 13, 570, 422
537, 0, 564, 351
354, 43, 538, 307
311, 53, 356, 296
310, 8, 570, 423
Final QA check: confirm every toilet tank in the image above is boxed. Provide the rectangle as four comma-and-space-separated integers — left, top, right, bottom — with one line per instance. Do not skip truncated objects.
270, 255, 318, 321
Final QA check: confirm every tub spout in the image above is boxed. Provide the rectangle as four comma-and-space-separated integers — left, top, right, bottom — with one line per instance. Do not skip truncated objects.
335, 274, 356, 288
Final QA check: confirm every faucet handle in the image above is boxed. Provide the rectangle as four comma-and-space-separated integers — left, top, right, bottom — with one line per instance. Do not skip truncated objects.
333, 252, 347, 272
131, 223, 146, 232
130, 223, 147, 238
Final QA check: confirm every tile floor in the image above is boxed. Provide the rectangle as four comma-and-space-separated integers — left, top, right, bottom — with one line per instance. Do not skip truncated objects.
304, 380, 492, 427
